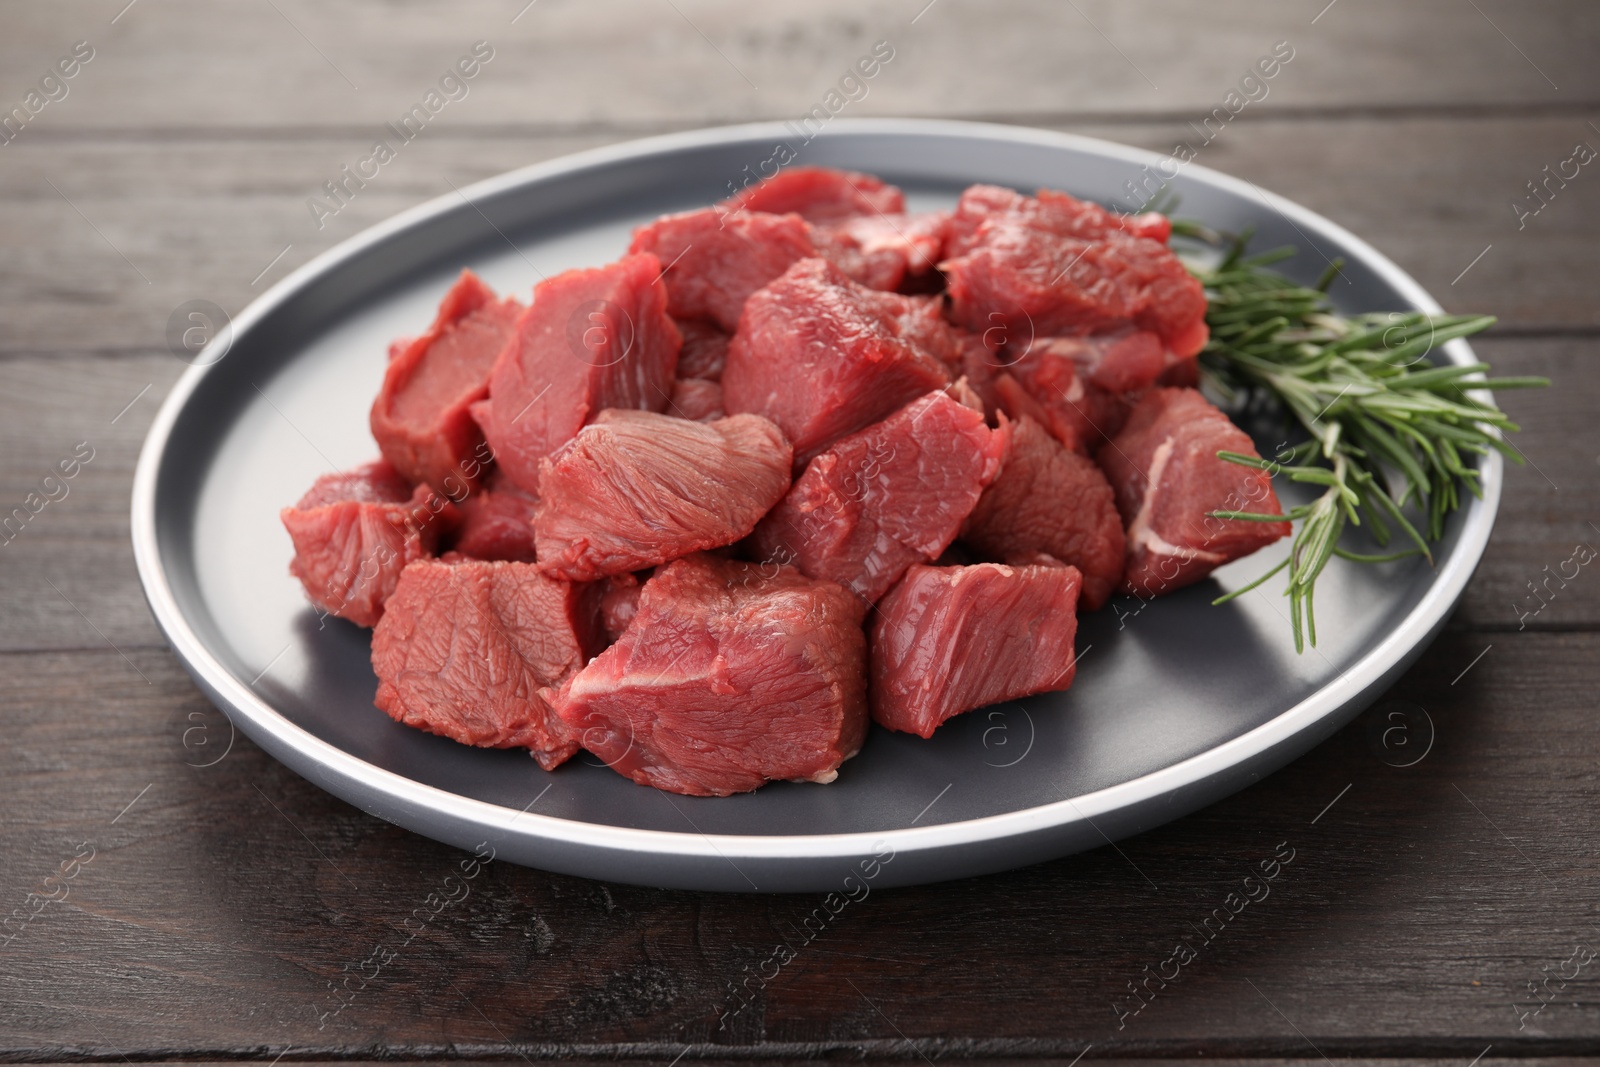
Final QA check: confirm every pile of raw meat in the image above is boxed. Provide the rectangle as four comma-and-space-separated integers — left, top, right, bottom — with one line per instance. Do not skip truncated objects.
280, 167, 1290, 797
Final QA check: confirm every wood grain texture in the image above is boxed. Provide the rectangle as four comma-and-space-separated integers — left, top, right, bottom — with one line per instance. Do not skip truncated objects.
1, 632, 1598, 1055
4, 115, 1600, 354
1, 0, 1597, 1059
1, 0, 1595, 133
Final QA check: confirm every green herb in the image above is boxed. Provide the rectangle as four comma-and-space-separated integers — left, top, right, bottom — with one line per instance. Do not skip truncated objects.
1174, 225, 1547, 653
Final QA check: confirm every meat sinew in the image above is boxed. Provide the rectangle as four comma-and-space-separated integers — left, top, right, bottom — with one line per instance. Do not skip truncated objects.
473, 253, 681, 491
961, 414, 1125, 611
722, 257, 954, 465
751, 387, 1007, 603
628, 208, 814, 332
941, 185, 1207, 361
535, 409, 793, 581
281, 460, 453, 627
871, 562, 1083, 738
553, 553, 869, 796
370, 270, 523, 497
446, 466, 539, 563
370, 559, 598, 769
1098, 388, 1292, 598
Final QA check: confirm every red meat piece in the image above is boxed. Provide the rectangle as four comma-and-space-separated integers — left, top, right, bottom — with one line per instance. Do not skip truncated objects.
991, 332, 1178, 453
669, 378, 724, 422
280, 460, 454, 627
370, 270, 523, 496
722, 258, 954, 465
596, 572, 643, 644
553, 553, 869, 796
446, 467, 539, 562
535, 409, 793, 580
941, 185, 1206, 359
871, 562, 1083, 738
942, 184, 1171, 258
370, 559, 597, 769
473, 254, 681, 492
628, 208, 814, 332
673, 318, 730, 381
721, 166, 905, 223
1098, 388, 1292, 598
816, 211, 949, 292
751, 388, 1007, 603
961, 415, 1125, 610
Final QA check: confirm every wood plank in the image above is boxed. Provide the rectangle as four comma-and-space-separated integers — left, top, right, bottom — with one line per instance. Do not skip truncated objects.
1, 0, 1594, 135
3, 114, 1597, 357
0, 337, 1588, 654
0, 630, 1596, 1052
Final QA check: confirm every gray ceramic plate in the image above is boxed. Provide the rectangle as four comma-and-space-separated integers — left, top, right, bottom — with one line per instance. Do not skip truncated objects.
131, 119, 1497, 892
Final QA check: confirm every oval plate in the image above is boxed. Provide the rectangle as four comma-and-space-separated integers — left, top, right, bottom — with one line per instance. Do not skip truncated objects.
132, 119, 1497, 892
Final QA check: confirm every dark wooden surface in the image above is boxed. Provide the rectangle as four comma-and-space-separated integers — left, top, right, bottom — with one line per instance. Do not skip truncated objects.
3, 1, 1599, 1061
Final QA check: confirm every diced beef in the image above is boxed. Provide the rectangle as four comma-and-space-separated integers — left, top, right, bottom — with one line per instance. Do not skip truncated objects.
985, 329, 1188, 454
941, 184, 1171, 259
751, 389, 1006, 603
1098, 388, 1292, 597
280, 460, 454, 627
960, 415, 1125, 610
673, 317, 730, 381
720, 166, 905, 223
370, 270, 523, 496
553, 553, 868, 796
596, 572, 643, 644
473, 254, 680, 492
446, 467, 539, 562
871, 562, 1083, 738
370, 559, 597, 769
722, 257, 954, 465
816, 212, 949, 292
669, 378, 724, 422
941, 185, 1207, 360
628, 208, 814, 332
535, 409, 793, 580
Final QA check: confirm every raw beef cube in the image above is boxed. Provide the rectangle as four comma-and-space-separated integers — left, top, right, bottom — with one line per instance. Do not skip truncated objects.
553, 553, 868, 796
280, 460, 454, 627
961, 415, 1125, 610
673, 317, 730, 381
596, 572, 643, 644
446, 467, 539, 562
1098, 388, 1292, 598
817, 211, 949, 292
942, 184, 1170, 259
721, 166, 904, 223
992, 334, 1162, 453
535, 409, 793, 580
669, 378, 724, 422
941, 184, 1206, 359
751, 389, 1006, 603
473, 254, 681, 491
370, 559, 597, 769
370, 270, 523, 496
871, 562, 1083, 738
628, 208, 814, 332
722, 257, 954, 465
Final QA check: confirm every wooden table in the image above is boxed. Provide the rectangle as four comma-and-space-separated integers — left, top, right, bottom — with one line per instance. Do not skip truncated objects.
3, 1, 1598, 1061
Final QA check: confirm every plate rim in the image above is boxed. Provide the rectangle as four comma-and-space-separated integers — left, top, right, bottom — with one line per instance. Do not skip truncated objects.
131, 116, 1500, 867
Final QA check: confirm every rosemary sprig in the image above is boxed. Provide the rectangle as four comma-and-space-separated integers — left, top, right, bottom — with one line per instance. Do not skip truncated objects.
1177, 227, 1547, 652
